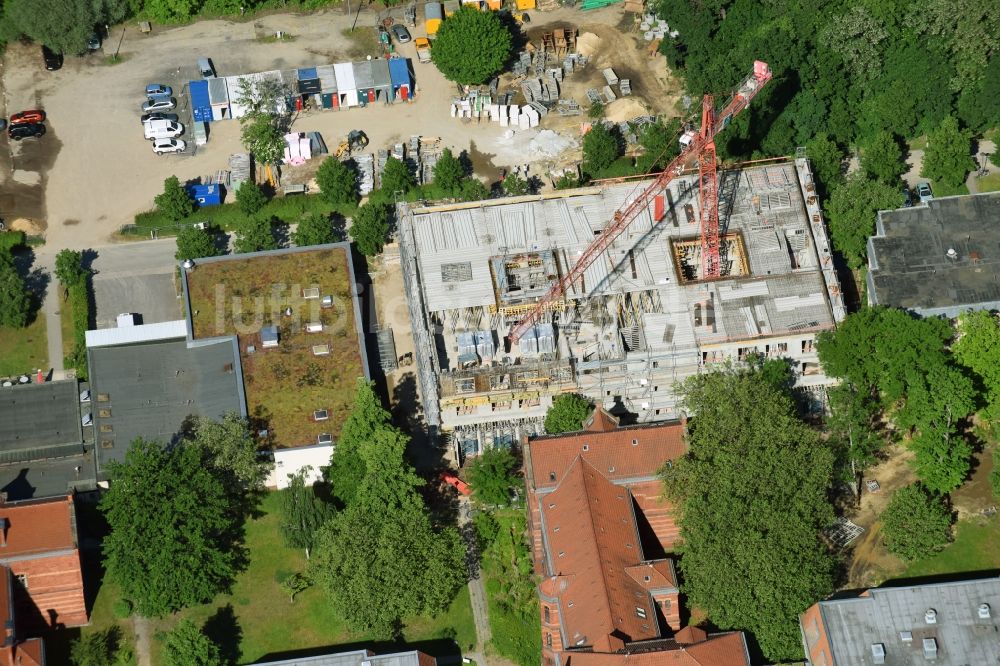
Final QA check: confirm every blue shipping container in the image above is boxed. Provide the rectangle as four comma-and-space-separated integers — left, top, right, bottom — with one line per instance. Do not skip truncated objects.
388, 58, 412, 100
190, 80, 212, 123
185, 183, 224, 207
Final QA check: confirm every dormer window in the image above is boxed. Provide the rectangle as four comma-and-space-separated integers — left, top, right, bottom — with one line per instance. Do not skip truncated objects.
549, 472, 556, 481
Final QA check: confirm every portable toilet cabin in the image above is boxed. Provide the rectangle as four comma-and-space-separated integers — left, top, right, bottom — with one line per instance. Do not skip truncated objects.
207, 77, 230, 120
333, 62, 359, 108
189, 80, 212, 122
388, 58, 413, 101
425, 2, 443, 35
185, 183, 224, 207
297, 66, 322, 110
317, 64, 339, 109
371, 59, 392, 103
353, 60, 376, 106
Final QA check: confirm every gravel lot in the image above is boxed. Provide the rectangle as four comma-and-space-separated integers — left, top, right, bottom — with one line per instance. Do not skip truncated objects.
0, 4, 652, 250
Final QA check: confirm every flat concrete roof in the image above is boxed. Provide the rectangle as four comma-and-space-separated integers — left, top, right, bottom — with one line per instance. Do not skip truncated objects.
868, 192, 1000, 315
0, 453, 97, 501
0, 381, 81, 456
87, 337, 244, 474
815, 577, 1000, 665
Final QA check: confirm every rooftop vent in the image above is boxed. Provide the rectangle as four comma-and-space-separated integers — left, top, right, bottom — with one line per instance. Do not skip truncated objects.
922, 637, 937, 659
946, 247, 958, 260
314, 409, 329, 421
979, 603, 991, 619
317, 433, 333, 445
900, 631, 913, 643
871, 643, 885, 665
925, 608, 937, 624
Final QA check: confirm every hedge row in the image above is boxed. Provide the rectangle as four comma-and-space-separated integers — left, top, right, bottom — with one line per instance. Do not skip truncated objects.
64, 281, 90, 380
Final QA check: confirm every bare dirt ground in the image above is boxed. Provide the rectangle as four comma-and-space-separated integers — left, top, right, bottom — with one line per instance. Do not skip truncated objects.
0, 3, 680, 250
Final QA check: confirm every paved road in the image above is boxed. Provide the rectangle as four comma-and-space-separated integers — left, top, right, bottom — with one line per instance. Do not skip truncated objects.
33, 249, 65, 378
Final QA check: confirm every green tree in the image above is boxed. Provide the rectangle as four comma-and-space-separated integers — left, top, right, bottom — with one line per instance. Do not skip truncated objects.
466, 448, 518, 507
327, 379, 392, 506
881, 484, 952, 561
824, 174, 899, 269
292, 213, 338, 247
234, 216, 277, 254
154, 175, 194, 222
310, 424, 465, 638
185, 412, 271, 499
279, 572, 311, 603
663, 367, 835, 663
235, 181, 266, 217
459, 178, 490, 201
380, 156, 415, 196
582, 124, 622, 176
240, 115, 285, 166
861, 131, 906, 184
554, 172, 581, 190
544, 393, 593, 434
279, 468, 335, 558
804, 134, 844, 197
921, 115, 975, 189
954, 310, 1000, 420
0, 254, 30, 329
101, 438, 243, 617
431, 6, 512, 85
54, 249, 87, 288
502, 172, 530, 196
70, 626, 132, 666
175, 225, 221, 262
635, 118, 682, 173
349, 201, 392, 257
432, 148, 465, 196
163, 619, 221, 666
5, 0, 95, 54
826, 383, 883, 497
315, 157, 359, 205
587, 101, 605, 119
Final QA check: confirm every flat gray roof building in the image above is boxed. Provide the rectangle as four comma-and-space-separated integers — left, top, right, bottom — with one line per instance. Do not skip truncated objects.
87, 336, 245, 475
867, 192, 1000, 317
252, 649, 434, 666
801, 577, 1000, 665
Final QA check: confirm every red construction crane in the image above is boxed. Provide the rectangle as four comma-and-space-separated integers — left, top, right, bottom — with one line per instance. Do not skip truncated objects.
508, 60, 772, 344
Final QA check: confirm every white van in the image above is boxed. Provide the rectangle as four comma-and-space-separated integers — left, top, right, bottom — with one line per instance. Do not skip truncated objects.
144, 119, 184, 140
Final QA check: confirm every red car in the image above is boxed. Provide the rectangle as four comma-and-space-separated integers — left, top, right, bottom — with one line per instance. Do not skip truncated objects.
439, 471, 472, 496
9, 110, 46, 126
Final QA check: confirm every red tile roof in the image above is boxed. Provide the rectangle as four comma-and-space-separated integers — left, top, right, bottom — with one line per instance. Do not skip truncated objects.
0, 566, 44, 666
562, 632, 750, 666
583, 407, 620, 433
0, 496, 76, 557
539, 459, 660, 651
526, 416, 686, 491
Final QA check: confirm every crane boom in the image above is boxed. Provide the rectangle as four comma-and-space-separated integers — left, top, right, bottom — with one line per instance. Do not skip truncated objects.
508, 60, 772, 344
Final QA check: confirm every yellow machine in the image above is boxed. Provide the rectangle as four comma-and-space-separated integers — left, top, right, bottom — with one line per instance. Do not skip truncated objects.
334, 130, 369, 158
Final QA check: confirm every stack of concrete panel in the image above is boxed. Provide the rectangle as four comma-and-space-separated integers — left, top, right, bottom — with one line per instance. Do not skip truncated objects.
619, 79, 632, 96
229, 153, 252, 190
356, 153, 375, 194
377, 148, 389, 180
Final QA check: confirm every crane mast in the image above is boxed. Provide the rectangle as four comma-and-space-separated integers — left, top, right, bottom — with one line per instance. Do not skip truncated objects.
508, 60, 772, 344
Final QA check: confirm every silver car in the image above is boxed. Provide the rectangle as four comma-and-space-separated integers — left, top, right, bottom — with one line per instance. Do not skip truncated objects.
142, 97, 176, 113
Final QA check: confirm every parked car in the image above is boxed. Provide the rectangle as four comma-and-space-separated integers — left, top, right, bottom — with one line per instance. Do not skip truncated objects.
141, 112, 179, 124
901, 186, 912, 207
87, 31, 102, 51
9, 110, 46, 125
916, 182, 933, 204
142, 97, 176, 112
42, 45, 62, 70
143, 119, 184, 140
391, 24, 412, 43
198, 57, 216, 78
152, 137, 186, 155
145, 84, 173, 98
8, 123, 46, 141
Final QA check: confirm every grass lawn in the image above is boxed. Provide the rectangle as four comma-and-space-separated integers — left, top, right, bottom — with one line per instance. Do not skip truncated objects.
147, 491, 475, 665
185, 247, 364, 446
977, 172, 1000, 193
59, 290, 76, 360
901, 516, 1000, 579
929, 180, 969, 197
0, 314, 47, 377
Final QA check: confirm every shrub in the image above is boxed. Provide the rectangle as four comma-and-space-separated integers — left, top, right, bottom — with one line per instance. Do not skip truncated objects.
881, 484, 952, 561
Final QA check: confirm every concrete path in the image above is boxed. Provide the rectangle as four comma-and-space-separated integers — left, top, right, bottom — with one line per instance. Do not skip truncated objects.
133, 616, 153, 666
967, 140, 998, 194
458, 499, 493, 664
33, 250, 66, 379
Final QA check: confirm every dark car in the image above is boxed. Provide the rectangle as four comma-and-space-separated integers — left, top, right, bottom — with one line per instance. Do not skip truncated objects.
140, 112, 179, 124
391, 23, 411, 43
9, 110, 46, 125
8, 123, 46, 141
87, 32, 102, 51
901, 186, 912, 207
42, 45, 63, 71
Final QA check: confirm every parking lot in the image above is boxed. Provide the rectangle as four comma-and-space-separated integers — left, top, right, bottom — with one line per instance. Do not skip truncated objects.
0, 4, 627, 251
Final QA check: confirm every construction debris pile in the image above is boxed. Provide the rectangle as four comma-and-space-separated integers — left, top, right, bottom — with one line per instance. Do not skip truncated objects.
640, 13, 678, 41
357, 135, 445, 193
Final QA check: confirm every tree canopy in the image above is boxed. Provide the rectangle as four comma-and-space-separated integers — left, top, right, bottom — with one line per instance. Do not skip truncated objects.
860, 131, 906, 184
155, 175, 194, 222
466, 447, 518, 507
824, 174, 899, 269
921, 115, 975, 188
881, 484, 952, 561
163, 619, 222, 666
5, 0, 96, 54
432, 7, 512, 85
0, 253, 30, 329
293, 213, 338, 247
582, 124, 623, 176
953, 310, 1000, 420
54, 249, 87, 288
175, 225, 221, 261
279, 468, 335, 558
100, 438, 244, 617
433, 148, 465, 196
235, 181, 267, 216
663, 366, 835, 662
380, 156, 416, 196
326, 379, 392, 507
544, 393, 593, 434
348, 201, 392, 257
234, 216, 277, 254
315, 157, 359, 205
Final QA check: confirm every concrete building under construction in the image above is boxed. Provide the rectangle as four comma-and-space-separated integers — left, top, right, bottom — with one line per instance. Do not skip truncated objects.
398, 158, 846, 458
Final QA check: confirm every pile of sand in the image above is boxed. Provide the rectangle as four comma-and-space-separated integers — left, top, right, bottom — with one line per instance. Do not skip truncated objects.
604, 97, 649, 123
7, 218, 44, 235
575, 32, 602, 58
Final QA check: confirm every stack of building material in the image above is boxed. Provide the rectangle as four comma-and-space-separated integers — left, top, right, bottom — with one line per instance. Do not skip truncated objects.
356, 153, 375, 194
619, 79, 632, 96
640, 14, 671, 40
512, 51, 532, 76
409, 135, 421, 155
602, 86, 617, 103
419, 149, 439, 184
528, 101, 548, 118
602, 68, 619, 86
377, 148, 389, 178
229, 153, 252, 190
586, 88, 603, 105
392, 143, 406, 162
556, 99, 581, 115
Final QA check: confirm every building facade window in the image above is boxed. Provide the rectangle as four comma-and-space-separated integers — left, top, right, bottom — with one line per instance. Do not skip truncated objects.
15, 574, 27, 590
546, 633, 552, 647
544, 606, 550, 623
